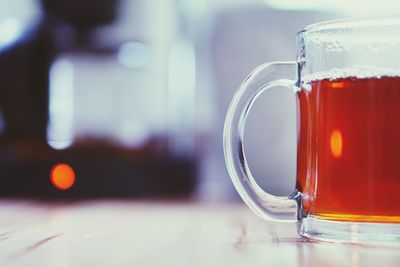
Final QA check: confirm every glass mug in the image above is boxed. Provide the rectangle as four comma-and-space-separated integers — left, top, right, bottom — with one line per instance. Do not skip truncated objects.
224, 19, 400, 245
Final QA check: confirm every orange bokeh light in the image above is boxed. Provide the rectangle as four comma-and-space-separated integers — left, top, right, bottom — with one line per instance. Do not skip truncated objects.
330, 130, 343, 158
50, 163, 76, 190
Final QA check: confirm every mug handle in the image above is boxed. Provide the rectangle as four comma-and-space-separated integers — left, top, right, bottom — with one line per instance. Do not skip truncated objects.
224, 61, 301, 222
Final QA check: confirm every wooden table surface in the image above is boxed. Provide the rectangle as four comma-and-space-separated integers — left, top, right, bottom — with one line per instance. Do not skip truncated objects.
0, 200, 399, 267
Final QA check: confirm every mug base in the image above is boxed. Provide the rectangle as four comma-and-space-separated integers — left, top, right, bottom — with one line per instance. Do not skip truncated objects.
300, 216, 400, 246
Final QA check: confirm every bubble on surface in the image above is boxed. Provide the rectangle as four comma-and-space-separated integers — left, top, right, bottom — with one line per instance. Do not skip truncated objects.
305, 34, 400, 53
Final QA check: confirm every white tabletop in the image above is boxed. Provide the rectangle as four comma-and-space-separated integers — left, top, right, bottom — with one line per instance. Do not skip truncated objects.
0, 200, 399, 267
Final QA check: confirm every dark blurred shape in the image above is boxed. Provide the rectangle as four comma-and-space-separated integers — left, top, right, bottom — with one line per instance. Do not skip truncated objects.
0, 20, 53, 142
41, 0, 119, 30
0, 0, 121, 142
0, 0, 196, 199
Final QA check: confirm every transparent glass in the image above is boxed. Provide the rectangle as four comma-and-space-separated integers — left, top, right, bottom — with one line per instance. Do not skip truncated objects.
224, 18, 400, 245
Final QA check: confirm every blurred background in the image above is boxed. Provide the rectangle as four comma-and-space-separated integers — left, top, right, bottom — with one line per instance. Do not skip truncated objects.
0, 0, 399, 201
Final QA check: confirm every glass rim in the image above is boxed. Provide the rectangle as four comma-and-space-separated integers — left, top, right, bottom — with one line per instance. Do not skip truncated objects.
298, 17, 400, 35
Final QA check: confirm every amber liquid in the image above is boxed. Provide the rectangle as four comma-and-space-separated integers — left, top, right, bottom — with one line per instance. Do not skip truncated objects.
296, 76, 400, 223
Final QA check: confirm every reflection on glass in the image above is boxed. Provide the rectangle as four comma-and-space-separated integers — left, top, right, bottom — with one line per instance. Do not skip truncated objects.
330, 129, 343, 158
